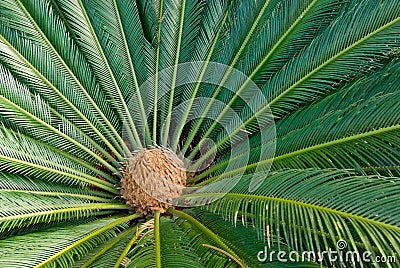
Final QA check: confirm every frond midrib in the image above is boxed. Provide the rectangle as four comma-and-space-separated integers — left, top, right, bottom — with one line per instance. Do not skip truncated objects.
1, 203, 130, 223
195, 123, 399, 182
34, 213, 140, 268
0, 153, 117, 193
188, 192, 400, 233
0, 35, 120, 172
112, 220, 150, 268
80, 224, 137, 268
162, 0, 187, 146
112, 0, 151, 142
0, 189, 113, 202
185, 0, 319, 159
181, 0, 272, 155
172, 1, 231, 151
257, 123, 399, 170
268, 15, 400, 107
170, 208, 248, 268
202, 14, 400, 162
153, 0, 165, 141
13, 0, 125, 160
75, 0, 141, 148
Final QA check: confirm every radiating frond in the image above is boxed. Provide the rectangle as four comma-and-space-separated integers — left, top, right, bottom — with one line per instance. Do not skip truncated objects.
72, 224, 138, 268
0, 191, 127, 235
0, 56, 120, 172
125, 227, 156, 268
0, 0, 398, 267
263, 0, 400, 117
51, 0, 141, 149
0, 124, 118, 192
189, 209, 322, 267
0, 0, 124, 159
197, 169, 400, 266
197, 57, 400, 182
0, 215, 139, 267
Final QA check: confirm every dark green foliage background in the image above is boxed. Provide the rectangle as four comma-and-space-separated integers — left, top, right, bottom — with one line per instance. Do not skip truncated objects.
0, 0, 399, 267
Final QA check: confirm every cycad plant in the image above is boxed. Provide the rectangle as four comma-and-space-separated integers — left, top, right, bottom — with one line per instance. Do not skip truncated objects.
0, 0, 399, 267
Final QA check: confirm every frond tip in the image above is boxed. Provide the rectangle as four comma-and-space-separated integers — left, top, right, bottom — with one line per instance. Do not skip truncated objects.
121, 147, 186, 214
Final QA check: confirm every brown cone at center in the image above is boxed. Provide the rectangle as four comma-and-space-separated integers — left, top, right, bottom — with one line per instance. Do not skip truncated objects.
121, 147, 186, 214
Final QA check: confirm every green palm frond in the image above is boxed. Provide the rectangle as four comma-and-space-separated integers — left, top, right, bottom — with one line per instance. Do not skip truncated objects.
159, 217, 207, 268
188, 0, 400, 160
264, 0, 400, 116
51, 0, 141, 149
189, 209, 322, 267
82, 0, 152, 142
0, 54, 120, 171
198, 169, 400, 266
0, 0, 124, 158
0, 172, 113, 201
125, 227, 156, 268
0, 215, 139, 267
73, 223, 143, 268
0, 191, 127, 234
0, 0, 399, 267
0, 125, 118, 192
197, 57, 400, 182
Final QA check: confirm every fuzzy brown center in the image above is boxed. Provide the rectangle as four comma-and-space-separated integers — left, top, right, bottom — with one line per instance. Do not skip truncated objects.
120, 148, 186, 214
